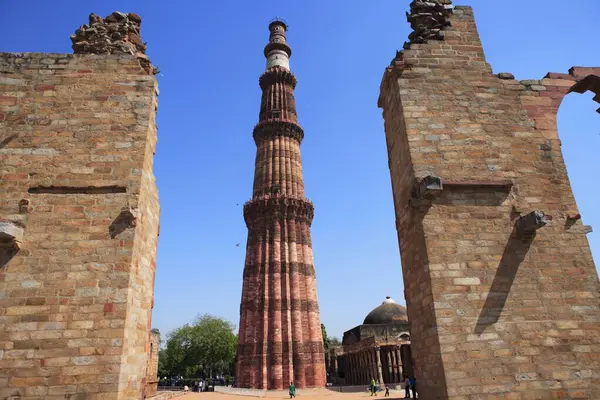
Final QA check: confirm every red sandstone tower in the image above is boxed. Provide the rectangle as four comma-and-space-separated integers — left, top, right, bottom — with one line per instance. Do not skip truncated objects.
236, 19, 326, 390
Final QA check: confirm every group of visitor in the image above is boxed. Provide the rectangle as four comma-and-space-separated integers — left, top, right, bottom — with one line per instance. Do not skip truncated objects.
181, 376, 235, 393
404, 376, 417, 398
368, 376, 417, 398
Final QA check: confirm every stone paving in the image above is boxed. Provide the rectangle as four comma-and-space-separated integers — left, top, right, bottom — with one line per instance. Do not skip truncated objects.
178, 389, 416, 400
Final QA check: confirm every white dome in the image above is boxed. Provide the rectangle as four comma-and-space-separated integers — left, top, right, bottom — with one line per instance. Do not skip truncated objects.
382, 296, 396, 304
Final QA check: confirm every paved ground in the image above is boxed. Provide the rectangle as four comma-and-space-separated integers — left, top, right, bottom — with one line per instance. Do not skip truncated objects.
178, 390, 413, 400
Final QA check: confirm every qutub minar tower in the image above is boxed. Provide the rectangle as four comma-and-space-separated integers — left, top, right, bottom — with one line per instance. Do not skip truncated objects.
235, 20, 327, 390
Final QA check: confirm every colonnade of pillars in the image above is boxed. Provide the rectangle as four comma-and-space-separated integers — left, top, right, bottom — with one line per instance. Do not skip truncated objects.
343, 345, 404, 385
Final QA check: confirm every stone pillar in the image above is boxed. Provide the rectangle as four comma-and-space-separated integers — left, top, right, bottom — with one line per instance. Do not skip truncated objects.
347, 354, 352, 384
354, 353, 358, 385
371, 349, 377, 383
368, 349, 375, 384
356, 352, 362, 384
361, 350, 366, 384
352, 353, 357, 385
386, 348, 393, 384
380, 348, 387, 383
393, 346, 401, 382
354, 352, 359, 385
390, 347, 397, 383
371, 348, 379, 379
361, 350, 368, 384
375, 347, 384, 384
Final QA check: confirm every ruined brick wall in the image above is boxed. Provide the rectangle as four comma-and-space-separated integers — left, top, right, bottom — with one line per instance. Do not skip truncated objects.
145, 331, 160, 397
379, 2, 600, 399
0, 14, 159, 398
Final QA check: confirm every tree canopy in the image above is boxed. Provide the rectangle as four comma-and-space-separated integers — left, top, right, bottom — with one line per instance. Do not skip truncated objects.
321, 323, 330, 354
321, 323, 341, 356
159, 314, 237, 378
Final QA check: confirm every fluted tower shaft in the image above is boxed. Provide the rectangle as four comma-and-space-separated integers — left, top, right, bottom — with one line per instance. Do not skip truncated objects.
236, 20, 326, 390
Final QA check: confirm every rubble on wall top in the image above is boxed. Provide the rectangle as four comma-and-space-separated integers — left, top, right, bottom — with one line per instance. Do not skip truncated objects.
70, 11, 156, 75
404, 0, 454, 50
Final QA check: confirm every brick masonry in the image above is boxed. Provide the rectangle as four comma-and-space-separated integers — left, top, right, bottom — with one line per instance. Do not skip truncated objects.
378, 1, 600, 399
236, 20, 326, 390
0, 12, 160, 400
145, 331, 160, 397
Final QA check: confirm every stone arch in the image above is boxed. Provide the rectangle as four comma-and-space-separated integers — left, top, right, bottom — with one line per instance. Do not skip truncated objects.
556, 75, 600, 267
519, 67, 600, 265
569, 73, 600, 113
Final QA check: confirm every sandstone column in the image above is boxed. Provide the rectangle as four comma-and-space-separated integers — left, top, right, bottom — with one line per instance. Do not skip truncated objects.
393, 346, 402, 382
360, 352, 365, 384
386, 348, 393, 383
236, 19, 326, 390
375, 347, 384, 384
372, 349, 379, 384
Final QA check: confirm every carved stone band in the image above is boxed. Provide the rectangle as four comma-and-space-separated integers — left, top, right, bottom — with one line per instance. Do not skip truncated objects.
253, 120, 304, 144
237, 341, 325, 356
259, 67, 297, 90
243, 262, 316, 277
240, 299, 320, 313
244, 196, 314, 226
264, 41, 292, 58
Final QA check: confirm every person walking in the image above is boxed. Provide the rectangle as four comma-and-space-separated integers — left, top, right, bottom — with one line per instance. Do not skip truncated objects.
370, 378, 377, 396
404, 376, 410, 398
384, 385, 390, 397
409, 376, 417, 399
289, 382, 296, 399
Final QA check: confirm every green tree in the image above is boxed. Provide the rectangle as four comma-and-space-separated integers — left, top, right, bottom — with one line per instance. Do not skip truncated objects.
321, 323, 331, 355
160, 314, 238, 378
157, 348, 168, 379
191, 314, 238, 377
330, 336, 341, 346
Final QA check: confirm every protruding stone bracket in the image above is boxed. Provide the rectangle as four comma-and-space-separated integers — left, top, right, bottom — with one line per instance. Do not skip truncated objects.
516, 211, 551, 239
567, 213, 582, 221
413, 175, 443, 199
584, 225, 593, 234
0, 219, 24, 252
109, 207, 139, 239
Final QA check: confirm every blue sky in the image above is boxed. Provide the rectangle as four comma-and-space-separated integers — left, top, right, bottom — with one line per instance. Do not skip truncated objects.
1, 0, 598, 340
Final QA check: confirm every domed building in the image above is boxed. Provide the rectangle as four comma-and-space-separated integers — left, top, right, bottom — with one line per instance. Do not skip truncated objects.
327, 297, 414, 386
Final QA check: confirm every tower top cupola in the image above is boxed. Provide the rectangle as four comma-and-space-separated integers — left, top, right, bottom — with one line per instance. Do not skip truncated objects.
264, 18, 292, 70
